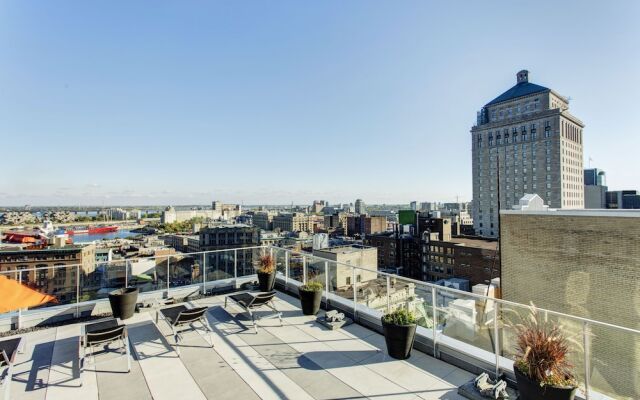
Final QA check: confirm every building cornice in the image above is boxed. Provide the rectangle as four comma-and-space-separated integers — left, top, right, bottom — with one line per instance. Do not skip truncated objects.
471, 109, 563, 132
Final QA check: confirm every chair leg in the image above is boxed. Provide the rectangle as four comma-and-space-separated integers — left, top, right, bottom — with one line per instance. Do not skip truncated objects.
91, 345, 97, 368
173, 326, 180, 355
201, 318, 214, 348
125, 338, 132, 372
4, 363, 13, 400
80, 344, 85, 374
251, 311, 258, 334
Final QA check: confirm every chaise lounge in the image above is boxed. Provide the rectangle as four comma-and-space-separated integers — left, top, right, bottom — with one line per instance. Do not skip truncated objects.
224, 291, 282, 333
158, 305, 213, 354
1, 337, 24, 400
80, 318, 131, 374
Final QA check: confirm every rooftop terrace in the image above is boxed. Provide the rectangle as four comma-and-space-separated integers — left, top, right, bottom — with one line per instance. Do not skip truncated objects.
1, 245, 638, 399
2, 291, 473, 400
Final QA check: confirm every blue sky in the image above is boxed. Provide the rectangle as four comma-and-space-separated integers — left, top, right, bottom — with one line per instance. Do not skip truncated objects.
1, 1, 638, 206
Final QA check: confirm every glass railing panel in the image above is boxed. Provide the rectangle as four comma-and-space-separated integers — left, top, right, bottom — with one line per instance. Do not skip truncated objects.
24, 264, 80, 307
126, 257, 160, 294
435, 286, 496, 354
271, 247, 287, 281
351, 267, 390, 319
411, 283, 435, 331
87, 260, 126, 301
204, 249, 234, 281
168, 253, 201, 290
588, 326, 639, 399
236, 247, 260, 278
306, 256, 324, 284
325, 260, 351, 303
288, 252, 304, 283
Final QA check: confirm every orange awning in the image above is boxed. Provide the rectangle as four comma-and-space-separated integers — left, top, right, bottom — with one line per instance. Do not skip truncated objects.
0, 275, 57, 313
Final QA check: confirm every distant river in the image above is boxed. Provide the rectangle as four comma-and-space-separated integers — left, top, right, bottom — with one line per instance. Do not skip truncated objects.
71, 229, 137, 243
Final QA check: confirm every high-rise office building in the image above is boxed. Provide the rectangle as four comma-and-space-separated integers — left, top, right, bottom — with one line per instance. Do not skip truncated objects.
471, 70, 585, 237
584, 168, 606, 186
584, 168, 607, 209
606, 190, 640, 209
354, 199, 366, 215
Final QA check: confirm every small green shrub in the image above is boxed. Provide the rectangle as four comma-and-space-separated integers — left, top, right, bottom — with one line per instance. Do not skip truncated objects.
300, 281, 323, 292
382, 308, 416, 325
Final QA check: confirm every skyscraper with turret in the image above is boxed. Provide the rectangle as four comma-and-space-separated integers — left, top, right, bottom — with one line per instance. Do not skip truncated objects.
471, 70, 584, 237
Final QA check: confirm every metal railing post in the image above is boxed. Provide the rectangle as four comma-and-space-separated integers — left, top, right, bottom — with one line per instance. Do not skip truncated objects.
324, 262, 329, 307
166, 257, 170, 295
583, 321, 591, 400
431, 286, 438, 357
233, 249, 238, 279
302, 256, 307, 285
285, 251, 289, 287
125, 260, 129, 288
18, 272, 22, 329
76, 265, 80, 318
202, 254, 207, 295
352, 268, 358, 320
493, 303, 500, 378
386, 275, 391, 313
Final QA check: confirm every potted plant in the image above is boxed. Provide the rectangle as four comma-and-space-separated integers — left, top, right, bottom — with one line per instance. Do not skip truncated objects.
256, 254, 276, 292
299, 281, 323, 315
108, 287, 139, 320
513, 307, 578, 400
381, 308, 417, 360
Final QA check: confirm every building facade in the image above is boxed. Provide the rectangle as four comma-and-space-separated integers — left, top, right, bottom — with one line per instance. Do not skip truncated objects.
199, 224, 261, 278
472, 70, 585, 237
252, 211, 275, 231
272, 213, 312, 233
312, 245, 378, 288
0, 244, 96, 303
606, 190, 640, 209
161, 201, 242, 224
583, 168, 607, 209
346, 215, 387, 236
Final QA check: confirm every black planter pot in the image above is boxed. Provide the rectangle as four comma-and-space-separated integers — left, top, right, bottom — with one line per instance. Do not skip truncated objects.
514, 366, 577, 400
257, 271, 276, 292
382, 319, 417, 360
108, 287, 139, 320
299, 289, 322, 315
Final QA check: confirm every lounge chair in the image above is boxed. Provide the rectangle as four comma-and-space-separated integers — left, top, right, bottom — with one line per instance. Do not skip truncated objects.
80, 319, 131, 374
158, 305, 213, 354
0, 337, 23, 400
224, 291, 282, 333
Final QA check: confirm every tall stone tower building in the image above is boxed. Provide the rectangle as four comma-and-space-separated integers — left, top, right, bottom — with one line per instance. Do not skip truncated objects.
471, 70, 584, 237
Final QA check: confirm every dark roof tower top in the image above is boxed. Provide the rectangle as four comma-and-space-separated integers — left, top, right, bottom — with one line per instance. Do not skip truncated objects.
485, 69, 549, 106
516, 70, 529, 83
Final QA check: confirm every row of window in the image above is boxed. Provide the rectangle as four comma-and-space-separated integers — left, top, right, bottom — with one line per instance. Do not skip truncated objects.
489, 98, 540, 122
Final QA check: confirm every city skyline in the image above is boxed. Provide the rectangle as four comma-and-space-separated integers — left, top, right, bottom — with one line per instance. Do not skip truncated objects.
2, 1, 639, 206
